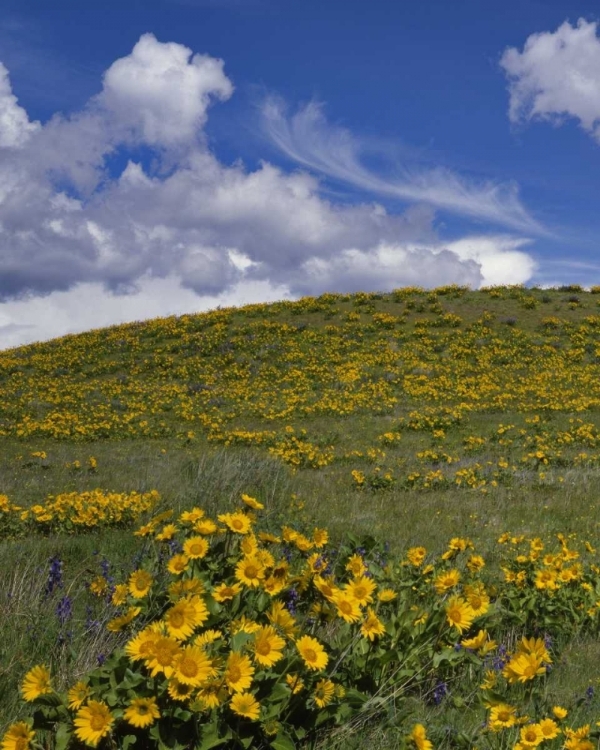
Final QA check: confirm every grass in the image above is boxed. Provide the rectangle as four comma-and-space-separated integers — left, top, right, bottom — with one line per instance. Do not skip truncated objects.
3, 284, 600, 744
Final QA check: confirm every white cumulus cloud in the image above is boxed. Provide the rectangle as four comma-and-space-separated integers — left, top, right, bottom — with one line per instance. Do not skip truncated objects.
100, 32, 234, 149
0, 275, 292, 350
287, 244, 483, 297
0, 61, 40, 148
437, 235, 538, 286
500, 18, 600, 143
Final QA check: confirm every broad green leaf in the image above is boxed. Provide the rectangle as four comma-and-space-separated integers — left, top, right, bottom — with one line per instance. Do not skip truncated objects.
54, 723, 71, 750
270, 730, 296, 750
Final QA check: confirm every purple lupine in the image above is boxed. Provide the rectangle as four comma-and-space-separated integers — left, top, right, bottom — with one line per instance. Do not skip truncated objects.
85, 605, 101, 632
491, 644, 508, 671
286, 587, 299, 615
433, 681, 448, 705
56, 595, 72, 626
373, 545, 389, 568
44, 556, 63, 597
56, 595, 73, 645
99, 557, 115, 587
168, 539, 182, 555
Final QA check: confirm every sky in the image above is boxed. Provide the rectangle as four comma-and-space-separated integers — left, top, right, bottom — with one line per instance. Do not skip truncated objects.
0, 0, 599, 349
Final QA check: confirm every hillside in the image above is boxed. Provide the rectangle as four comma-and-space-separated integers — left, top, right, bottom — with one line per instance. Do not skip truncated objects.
3, 284, 600, 747
2, 284, 600, 540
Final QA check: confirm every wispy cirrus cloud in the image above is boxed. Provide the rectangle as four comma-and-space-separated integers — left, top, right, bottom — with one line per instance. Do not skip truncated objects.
260, 95, 549, 236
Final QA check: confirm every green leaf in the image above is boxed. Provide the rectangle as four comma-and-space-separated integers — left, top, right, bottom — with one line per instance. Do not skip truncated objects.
33, 692, 63, 708
256, 591, 270, 611
197, 722, 231, 750
432, 648, 461, 667
172, 707, 192, 721
269, 683, 291, 704
54, 722, 71, 750
378, 649, 400, 666
343, 688, 369, 708
270, 730, 296, 750
122, 735, 137, 750
122, 668, 146, 689
149, 725, 160, 741
314, 710, 333, 728
231, 631, 253, 651
334, 703, 354, 722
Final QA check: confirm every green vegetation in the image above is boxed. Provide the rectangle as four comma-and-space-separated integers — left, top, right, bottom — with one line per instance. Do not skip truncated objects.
3, 284, 600, 748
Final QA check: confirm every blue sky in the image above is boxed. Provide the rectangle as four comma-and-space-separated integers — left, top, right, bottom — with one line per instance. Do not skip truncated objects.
0, 0, 599, 347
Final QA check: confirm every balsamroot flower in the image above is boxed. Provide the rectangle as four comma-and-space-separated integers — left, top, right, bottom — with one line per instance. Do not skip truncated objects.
74, 700, 114, 747
434, 569, 461, 595
173, 645, 216, 687
235, 556, 266, 587
488, 703, 517, 731
128, 569, 153, 598
344, 575, 376, 605
225, 651, 255, 693
212, 582, 243, 602
20, 665, 52, 702
123, 697, 160, 728
230, 692, 260, 720
502, 652, 547, 683
313, 678, 335, 708
144, 636, 181, 678
67, 681, 91, 710
1, 722, 35, 750
218, 512, 253, 534
296, 635, 329, 671
409, 723, 433, 750
252, 625, 285, 667
445, 596, 476, 634
183, 536, 210, 559
360, 608, 386, 641
164, 596, 209, 640
331, 590, 362, 623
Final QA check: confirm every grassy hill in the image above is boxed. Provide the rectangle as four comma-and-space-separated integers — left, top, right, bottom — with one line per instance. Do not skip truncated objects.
3, 284, 600, 746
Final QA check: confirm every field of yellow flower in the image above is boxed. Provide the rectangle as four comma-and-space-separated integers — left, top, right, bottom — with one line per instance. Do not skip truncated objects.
4, 285, 600, 748
6, 497, 600, 749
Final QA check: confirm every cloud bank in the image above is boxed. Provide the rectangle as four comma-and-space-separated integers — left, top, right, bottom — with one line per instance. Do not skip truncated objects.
0, 33, 539, 349
500, 18, 600, 143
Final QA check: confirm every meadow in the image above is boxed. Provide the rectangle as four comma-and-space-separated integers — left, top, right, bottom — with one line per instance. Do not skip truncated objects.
4, 284, 600, 748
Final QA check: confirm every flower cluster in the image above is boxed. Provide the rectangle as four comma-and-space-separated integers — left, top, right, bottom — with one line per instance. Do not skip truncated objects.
0, 489, 160, 537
